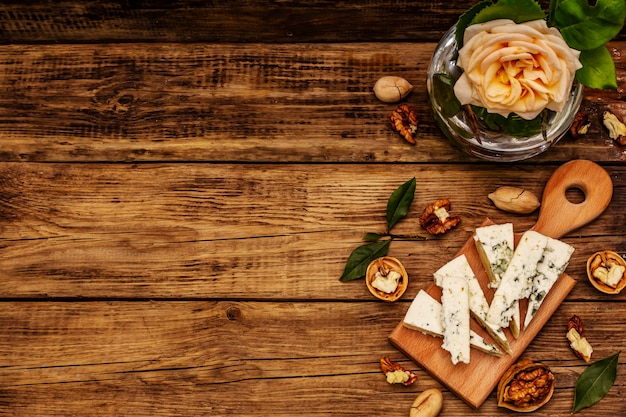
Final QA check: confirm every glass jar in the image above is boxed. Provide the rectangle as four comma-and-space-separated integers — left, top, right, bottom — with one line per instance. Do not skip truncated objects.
427, 25, 584, 162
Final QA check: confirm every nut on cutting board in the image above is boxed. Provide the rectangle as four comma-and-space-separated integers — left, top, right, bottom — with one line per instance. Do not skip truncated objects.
366, 256, 408, 302
388, 160, 614, 409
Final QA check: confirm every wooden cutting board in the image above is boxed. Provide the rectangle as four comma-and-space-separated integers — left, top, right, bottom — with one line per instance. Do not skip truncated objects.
389, 160, 613, 409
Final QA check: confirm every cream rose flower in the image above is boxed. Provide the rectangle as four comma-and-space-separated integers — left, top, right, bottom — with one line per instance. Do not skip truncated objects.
453, 19, 582, 120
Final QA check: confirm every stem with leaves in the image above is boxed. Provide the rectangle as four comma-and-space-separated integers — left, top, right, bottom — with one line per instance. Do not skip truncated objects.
339, 178, 427, 282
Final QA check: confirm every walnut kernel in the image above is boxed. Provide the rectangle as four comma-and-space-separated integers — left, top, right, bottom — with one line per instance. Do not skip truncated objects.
567, 315, 593, 362
603, 111, 626, 145
389, 103, 418, 144
497, 360, 555, 412
379, 357, 417, 386
419, 199, 460, 235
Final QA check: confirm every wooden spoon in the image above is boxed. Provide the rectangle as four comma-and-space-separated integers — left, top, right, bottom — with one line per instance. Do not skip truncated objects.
531, 159, 613, 239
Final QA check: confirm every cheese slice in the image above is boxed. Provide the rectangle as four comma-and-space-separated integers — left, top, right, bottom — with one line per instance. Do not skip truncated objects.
435, 275, 471, 364
434, 254, 511, 354
403, 290, 502, 357
487, 230, 548, 333
474, 223, 515, 288
524, 237, 575, 328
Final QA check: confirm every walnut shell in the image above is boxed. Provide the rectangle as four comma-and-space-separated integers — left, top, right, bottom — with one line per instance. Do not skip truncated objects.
365, 256, 408, 302
497, 359, 554, 412
586, 250, 626, 294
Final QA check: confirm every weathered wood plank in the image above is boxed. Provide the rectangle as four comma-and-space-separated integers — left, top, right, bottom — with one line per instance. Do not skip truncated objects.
0, 301, 623, 416
2, 0, 625, 44
0, 162, 623, 299
0, 0, 540, 44
0, 42, 625, 163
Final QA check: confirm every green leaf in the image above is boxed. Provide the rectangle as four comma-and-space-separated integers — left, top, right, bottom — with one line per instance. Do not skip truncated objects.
576, 45, 618, 90
471, 0, 545, 25
472, 106, 544, 137
386, 177, 416, 230
553, 0, 626, 51
339, 240, 391, 282
433, 73, 462, 118
456, 0, 493, 48
362, 232, 385, 242
572, 351, 620, 413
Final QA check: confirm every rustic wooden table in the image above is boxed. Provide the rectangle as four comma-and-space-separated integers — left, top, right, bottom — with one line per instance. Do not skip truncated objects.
0, 1, 625, 416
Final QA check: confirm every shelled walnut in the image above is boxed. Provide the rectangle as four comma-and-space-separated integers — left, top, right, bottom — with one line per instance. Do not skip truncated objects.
567, 315, 593, 362
419, 199, 460, 235
587, 250, 626, 294
389, 103, 418, 144
603, 111, 626, 145
379, 357, 417, 386
497, 360, 555, 412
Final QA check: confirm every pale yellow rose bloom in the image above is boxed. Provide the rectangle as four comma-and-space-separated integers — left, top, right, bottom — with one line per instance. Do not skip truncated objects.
453, 19, 582, 120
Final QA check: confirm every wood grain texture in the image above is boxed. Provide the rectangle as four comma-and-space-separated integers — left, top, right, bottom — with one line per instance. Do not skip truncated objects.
0, 42, 625, 163
0, 0, 556, 44
0, 301, 622, 416
1, 2, 626, 415
0, 162, 623, 299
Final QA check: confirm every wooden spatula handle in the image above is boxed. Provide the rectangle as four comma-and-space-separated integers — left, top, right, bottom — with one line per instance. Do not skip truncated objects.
531, 160, 613, 239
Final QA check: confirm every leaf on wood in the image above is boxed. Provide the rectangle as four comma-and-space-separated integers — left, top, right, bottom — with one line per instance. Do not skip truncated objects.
386, 177, 416, 230
572, 351, 620, 413
339, 240, 391, 282
362, 232, 386, 242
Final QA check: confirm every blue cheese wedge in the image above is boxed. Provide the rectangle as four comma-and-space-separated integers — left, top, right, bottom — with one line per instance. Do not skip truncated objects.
524, 237, 575, 328
474, 223, 514, 288
403, 290, 502, 357
434, 254, 511, 354
435, 275, 471, 365
487, 230, 549, 333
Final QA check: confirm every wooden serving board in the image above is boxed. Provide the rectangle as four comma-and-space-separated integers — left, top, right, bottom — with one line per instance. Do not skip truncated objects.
389, 160, 613, 409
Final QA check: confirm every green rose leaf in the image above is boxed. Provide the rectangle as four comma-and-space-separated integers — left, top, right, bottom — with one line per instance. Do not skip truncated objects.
472, 106, 544, 137
362, 232, 385, 242
433, 73, 462, 118
386, 177, 416, 230
456, 0, 492, 48
576, 45, 618, 90
553, 0, 626, 51
338, 240, 391, 282
470, 0, 545, 26
572, 351, 620, 413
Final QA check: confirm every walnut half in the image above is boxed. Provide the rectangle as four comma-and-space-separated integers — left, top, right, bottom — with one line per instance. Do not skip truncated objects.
567, 315, 593, 362
379, 357, 417, 386
497, 360, 555, 412
389, 103, 418, 144
419, 199, 461, 235
587, 250, 626, 294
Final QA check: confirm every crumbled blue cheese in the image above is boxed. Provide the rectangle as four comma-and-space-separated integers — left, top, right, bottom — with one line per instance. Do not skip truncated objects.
487, 230, 548, 331
434, 254, 511, 354
403, 290, 502, 356
524, 237, 574, 328
436, 275, 470, 365
474, 223, 514, 288
371, 270, 401, 294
